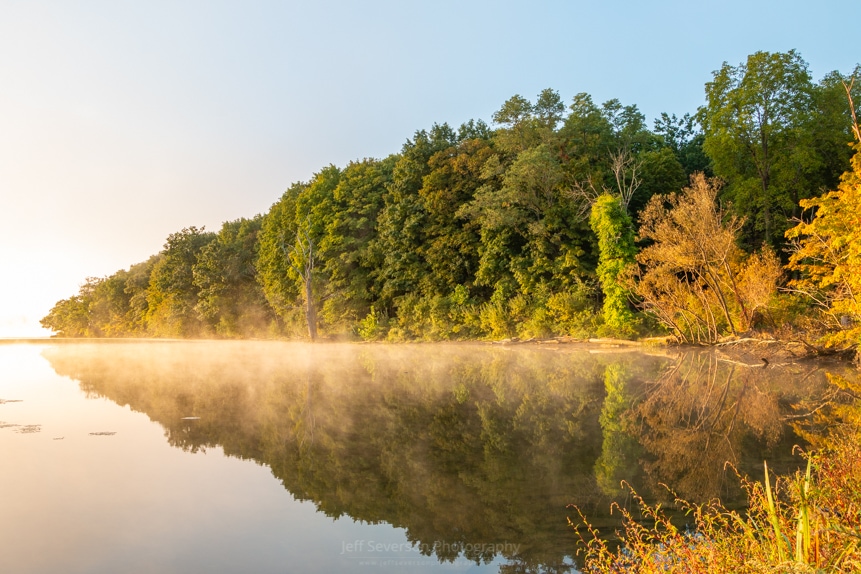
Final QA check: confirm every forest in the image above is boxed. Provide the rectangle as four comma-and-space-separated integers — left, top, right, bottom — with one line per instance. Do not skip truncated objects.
41, 50, 861, 348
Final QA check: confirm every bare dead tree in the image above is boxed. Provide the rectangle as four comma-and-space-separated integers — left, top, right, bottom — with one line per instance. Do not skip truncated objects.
280, 222, 318, 341
843, 75, 860, 143
609, 147, 641, 212
568, 147, 642, 217
569, 174, 603, 219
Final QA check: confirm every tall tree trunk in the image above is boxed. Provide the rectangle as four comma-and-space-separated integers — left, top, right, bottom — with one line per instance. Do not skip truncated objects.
304, 274, 317, 341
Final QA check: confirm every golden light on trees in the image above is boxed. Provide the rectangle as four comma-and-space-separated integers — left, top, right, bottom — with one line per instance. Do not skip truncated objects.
634, 174, 781, 343
786, 145, 861, 345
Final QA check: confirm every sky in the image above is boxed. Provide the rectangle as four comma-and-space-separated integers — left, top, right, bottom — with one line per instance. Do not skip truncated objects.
0, 0, 857, 337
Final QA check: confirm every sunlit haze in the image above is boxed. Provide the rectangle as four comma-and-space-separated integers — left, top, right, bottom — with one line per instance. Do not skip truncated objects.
0, 0, 855, 336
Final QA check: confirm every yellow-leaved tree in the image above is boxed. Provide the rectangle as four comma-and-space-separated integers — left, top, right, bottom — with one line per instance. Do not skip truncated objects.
786, 143, 861, 345
635, 174, 782, 344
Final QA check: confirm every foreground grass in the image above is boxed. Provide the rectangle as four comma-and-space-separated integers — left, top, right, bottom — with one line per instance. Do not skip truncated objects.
573, 375, 861, 573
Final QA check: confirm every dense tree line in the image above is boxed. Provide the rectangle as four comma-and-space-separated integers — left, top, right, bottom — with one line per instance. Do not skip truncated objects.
42, 51, 861, 343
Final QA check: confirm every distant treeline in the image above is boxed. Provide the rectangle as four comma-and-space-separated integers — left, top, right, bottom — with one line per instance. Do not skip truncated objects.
42, 51, 861, 344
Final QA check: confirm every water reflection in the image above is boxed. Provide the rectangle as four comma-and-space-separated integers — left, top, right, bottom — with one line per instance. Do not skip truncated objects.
41, 341, 835, 571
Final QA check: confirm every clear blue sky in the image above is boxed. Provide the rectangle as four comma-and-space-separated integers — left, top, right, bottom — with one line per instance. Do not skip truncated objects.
0, 0, 856, 336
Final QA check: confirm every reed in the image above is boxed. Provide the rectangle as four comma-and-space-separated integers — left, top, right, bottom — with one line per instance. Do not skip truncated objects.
572, 431, 861, 573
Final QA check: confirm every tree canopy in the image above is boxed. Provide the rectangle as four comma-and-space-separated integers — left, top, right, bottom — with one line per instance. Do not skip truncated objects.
41, 50, 861, 346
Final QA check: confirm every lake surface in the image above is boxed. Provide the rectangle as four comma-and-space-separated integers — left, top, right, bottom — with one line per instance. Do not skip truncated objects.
0, 340, 838, 573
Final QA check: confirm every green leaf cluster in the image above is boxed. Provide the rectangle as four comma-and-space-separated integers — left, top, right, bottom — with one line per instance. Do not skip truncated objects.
589, 194, 637, 337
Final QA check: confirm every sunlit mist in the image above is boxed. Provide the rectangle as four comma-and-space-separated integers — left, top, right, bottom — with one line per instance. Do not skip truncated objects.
0, 340, 843, 572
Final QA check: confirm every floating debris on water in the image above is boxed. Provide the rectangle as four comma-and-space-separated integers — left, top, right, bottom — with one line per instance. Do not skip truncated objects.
181, 416, 200, 420
16, 425, 41, 434
0, 399, 23, 404
0, 421, 20, 429
89, 431, 117, 436
53, 437, 64, 440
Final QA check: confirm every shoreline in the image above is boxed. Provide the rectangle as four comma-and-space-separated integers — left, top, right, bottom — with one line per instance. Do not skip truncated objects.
4, 334, 855, 365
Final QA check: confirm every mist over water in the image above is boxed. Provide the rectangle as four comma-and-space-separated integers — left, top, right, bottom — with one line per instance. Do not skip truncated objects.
0, 341, 838, 572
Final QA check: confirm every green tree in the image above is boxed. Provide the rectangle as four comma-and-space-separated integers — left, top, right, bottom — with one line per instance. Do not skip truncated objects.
40, 291, 92, 337
146, 226, 216, 337
590, 194, 637, 336
311, 157, 398, 330
492, 88, 564, 156
810, 68, 861, 191
124, 255, 161, 334
560, 93, 618, 190
462, 144, 588, 297
42, 262, 162, 338
419, 137, 492, 295
86, 271, 134, 336
630, 147, 688, 216
700, 50, 818, 248
258, 167, 343, 339
653, 112, 711, 177
258, 182, 304, 327
373, 124, 457, 309
562, 93, 670, 221
193, 216, 274, 338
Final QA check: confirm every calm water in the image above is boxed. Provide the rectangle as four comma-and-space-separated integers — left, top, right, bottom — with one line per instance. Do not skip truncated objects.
0, 341, 836, 573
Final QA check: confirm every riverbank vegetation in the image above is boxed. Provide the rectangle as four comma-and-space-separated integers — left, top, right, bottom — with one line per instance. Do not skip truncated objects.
574, 370, 861, 572
42, 51, 861, 353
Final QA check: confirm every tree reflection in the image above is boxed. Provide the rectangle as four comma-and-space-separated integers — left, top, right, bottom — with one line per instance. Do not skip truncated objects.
631, 352, 828, 503
42, 342, 833, 571
594, 363, 642, 498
